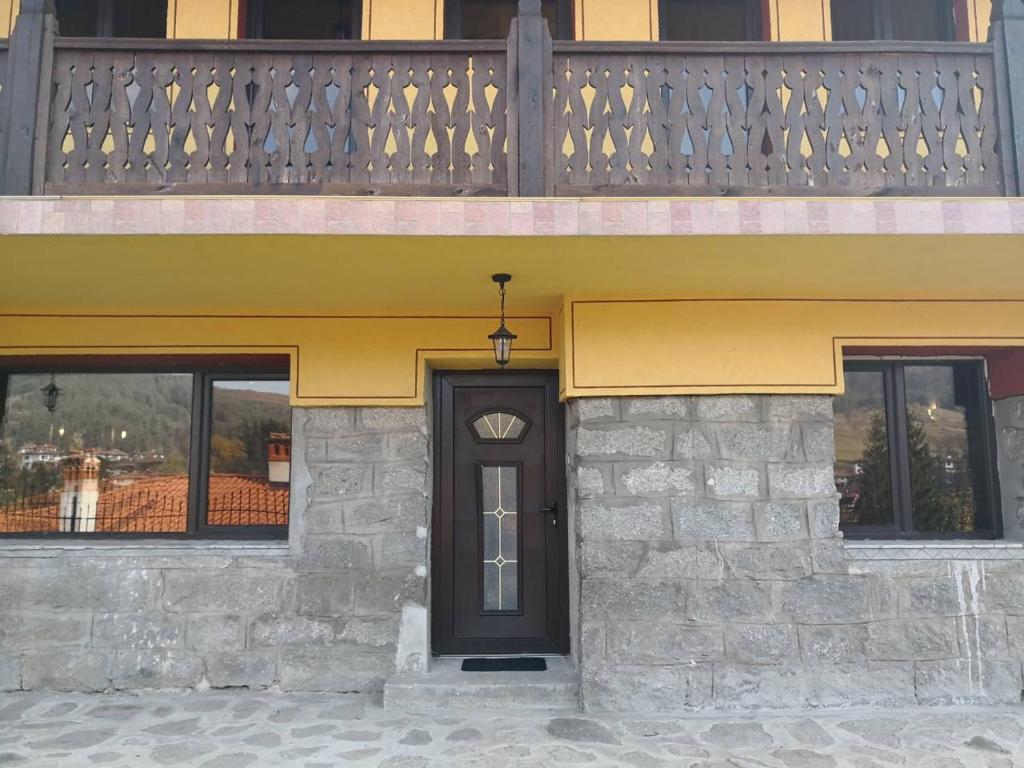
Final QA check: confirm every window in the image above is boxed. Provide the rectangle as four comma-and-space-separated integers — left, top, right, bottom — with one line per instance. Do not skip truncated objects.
55, 0, 167, 38
660, 0, 764, 41
247, 0, 362, 39
834, 360, 1000, 539
445, 0, 573, 40
831, 0, 957, 41
0, 365, 290, 538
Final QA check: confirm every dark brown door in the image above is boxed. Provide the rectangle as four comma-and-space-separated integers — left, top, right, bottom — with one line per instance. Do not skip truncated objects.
433, 372, 568, 655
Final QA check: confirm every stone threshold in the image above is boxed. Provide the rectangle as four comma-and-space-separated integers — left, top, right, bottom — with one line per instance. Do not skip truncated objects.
383, 655, 581, 712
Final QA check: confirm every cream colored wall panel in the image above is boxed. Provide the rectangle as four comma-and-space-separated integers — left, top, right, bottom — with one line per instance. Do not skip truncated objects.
775, 0, 827, 41
579, 0, 653, 40
971, 0, 993, 41
2, 0, 18, 37
367, 0, 437, 39
172, 0, 236, 38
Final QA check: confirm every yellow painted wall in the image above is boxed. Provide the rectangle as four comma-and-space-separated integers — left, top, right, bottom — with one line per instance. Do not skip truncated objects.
0, 314, 556, 406
562, 297, 1024, 399
1, 0, 17, 37
168, 0, 239, 39
0, 0, 995, 41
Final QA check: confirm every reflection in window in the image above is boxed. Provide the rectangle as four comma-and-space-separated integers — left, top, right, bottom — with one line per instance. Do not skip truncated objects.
207, 380, 292, 527
836, 360, 998, 538
471, 411, 529, 442
904, 366, 978, 534
248, 0, 361, 39
831, 0, 955, 41
55, 0, 168, 38
446, 0, 570, 40
660, 0, 762, 41
0, 373, 193, 533
481, 465, 519, 612
834, 370, 893, 527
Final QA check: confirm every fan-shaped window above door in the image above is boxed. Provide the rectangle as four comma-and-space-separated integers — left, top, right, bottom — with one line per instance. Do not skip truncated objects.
469, 411, 530, 443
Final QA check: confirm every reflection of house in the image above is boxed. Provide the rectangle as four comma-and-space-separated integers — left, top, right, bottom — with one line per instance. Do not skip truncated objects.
0, 444, 290, 533
16, 443, 63, 469
96, 448, 130, 464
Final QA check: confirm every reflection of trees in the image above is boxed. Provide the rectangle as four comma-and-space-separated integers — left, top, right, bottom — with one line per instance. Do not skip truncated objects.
906, 415, 975, 533
210, 418, 289, 477
853, 414, 893, 525
853, 413, 975, 533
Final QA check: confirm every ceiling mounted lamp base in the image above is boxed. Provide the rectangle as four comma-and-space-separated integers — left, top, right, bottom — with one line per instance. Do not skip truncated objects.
489, 273, 517, 367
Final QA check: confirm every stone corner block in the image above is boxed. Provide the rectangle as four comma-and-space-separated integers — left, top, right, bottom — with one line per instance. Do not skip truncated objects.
574, 398, 622, 424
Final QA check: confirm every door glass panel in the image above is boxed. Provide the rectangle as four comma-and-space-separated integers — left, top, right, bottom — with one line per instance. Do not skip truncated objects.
830, 0, 876, 40
834, 370, 894, 527
471, 411, 528, 442
904, 366, 978, 533
481, 465, 519, 612
891, 0, 954, 40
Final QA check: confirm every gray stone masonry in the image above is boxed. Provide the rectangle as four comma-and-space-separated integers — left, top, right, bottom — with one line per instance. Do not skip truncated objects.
571, 395, 1024, 712
0, 407, 429, 694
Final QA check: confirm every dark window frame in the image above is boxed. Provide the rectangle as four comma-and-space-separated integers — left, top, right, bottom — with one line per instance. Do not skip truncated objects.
830, 0, 959, 41
444, 0, 574, 40
840, 359, 1002, 540
0, 362, 290, 541
658, 0, 766, 42
245, 0, 364, 39
55, 0, 168, 38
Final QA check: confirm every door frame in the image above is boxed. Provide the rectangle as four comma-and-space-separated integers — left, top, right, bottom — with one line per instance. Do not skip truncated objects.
430, 370, 570, 656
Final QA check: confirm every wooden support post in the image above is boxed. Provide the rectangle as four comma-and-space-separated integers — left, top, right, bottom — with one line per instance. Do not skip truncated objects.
991, 0, 1024, 196
513, 0, 553, 197
0, 0, 57, 196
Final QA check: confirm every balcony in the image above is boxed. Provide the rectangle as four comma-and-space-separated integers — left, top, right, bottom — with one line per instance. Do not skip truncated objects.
0, 2, 1021, 198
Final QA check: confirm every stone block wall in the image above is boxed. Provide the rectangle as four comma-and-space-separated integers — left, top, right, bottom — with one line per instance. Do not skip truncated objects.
571, 395, 1024, 711
0, 407, 429, 693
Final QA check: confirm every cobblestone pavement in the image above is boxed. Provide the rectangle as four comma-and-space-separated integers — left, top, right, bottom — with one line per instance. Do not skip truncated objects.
1, 693, 1023, 767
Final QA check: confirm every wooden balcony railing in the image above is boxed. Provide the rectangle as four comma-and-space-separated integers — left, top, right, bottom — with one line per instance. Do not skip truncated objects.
0, 0, 1022, 198
44, 39, 511, 195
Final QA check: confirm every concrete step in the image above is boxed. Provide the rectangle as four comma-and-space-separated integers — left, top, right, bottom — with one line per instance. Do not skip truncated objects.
383, 656, 580, 711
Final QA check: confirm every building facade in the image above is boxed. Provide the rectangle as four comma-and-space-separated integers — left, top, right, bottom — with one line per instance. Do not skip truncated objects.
1, 0, 1024, 712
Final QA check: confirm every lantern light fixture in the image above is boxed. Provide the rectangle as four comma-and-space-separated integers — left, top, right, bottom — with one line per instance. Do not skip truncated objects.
488, 274, 517, 367
41, 375, 62, 415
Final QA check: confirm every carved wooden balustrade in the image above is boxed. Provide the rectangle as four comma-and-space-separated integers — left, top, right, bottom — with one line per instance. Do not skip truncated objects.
45, 39, 511, 195
551, 42, 1008, 195
0, 0, 1021, 197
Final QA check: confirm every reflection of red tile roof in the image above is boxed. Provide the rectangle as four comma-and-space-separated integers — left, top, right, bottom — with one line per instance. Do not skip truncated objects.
0, 475, 288, 533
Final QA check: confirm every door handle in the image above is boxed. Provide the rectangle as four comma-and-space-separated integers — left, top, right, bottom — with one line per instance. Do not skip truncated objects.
540, 502, 558, 528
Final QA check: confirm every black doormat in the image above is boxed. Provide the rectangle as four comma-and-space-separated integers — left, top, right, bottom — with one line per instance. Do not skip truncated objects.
461, 657, 547, 672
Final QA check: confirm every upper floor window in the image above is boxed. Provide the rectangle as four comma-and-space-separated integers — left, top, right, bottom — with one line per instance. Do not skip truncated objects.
445, 0, 573, 40
55, 0, 167, 38
831, 0, 957, 41
247, 0, 362, 39
660, 0, 764, 41
834, 360, 1000, 539
0, 363, 291, 538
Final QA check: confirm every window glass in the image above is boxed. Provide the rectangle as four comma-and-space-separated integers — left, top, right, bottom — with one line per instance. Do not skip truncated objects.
830, 0, 875, 41
904, 366, 979, 533
662, 0, 758, 41
891, 0, 954, 40
0, 373, 192, 533
258, 0, 360, 39
55, 0, 102, 36
830, 0, 954, 40
56, 0, 167, 37
206, 380, 291, 527
834, 370, 893, 528
450, 0, 564, 39
112, 0, 168, 38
